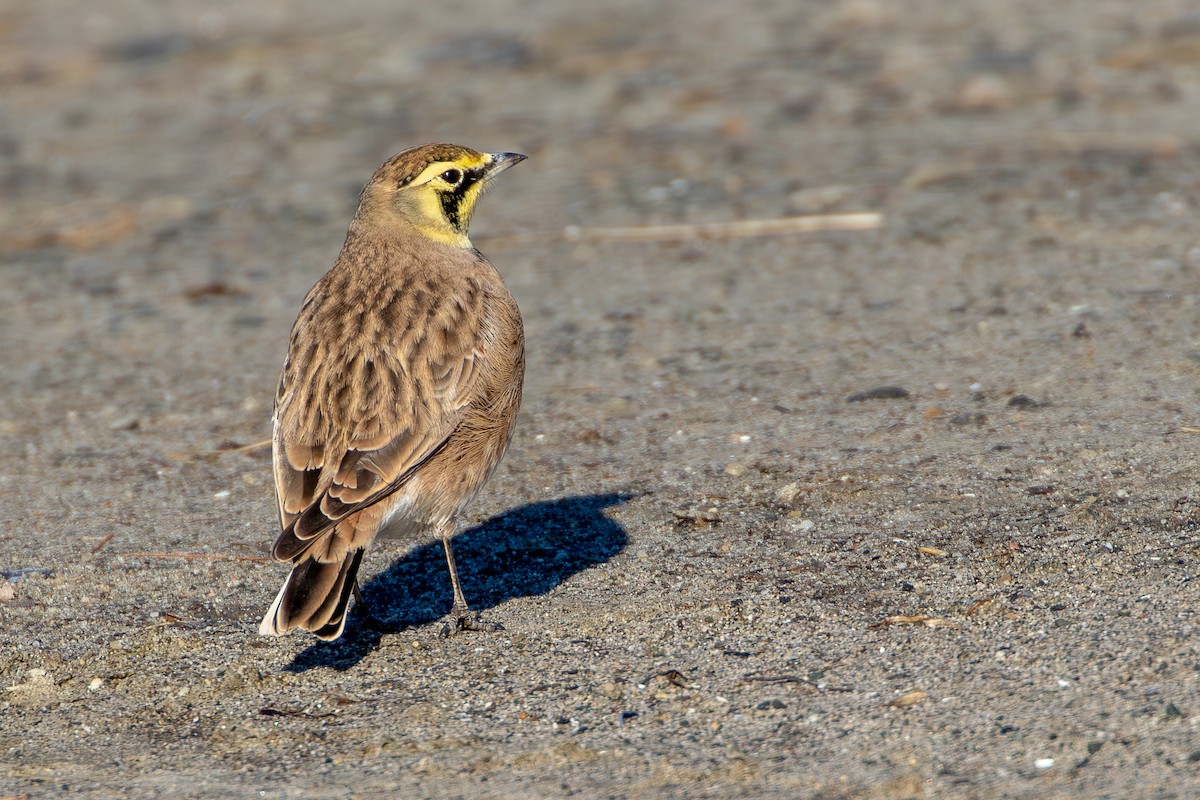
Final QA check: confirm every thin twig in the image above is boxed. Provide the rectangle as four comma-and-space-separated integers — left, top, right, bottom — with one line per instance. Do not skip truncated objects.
1041, 131, 1180, 159
90, 533, 115, 555
121, 552, 270, 563
563, 212, 883, 243
216, 438, 271, 455
547, 384, 601, 393
869, 614, 956, 629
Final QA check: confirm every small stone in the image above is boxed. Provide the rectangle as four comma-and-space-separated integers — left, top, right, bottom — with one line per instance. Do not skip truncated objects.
109, 415, 140, 432
752, 458, 793, 476
775, 482, 803, 505
847, 386, 910, 402
756, 699, 787, 710
956, 74, 1015, 111
598, 681, 623, 701
889, 690, 927, 708
724, 464, 747, 477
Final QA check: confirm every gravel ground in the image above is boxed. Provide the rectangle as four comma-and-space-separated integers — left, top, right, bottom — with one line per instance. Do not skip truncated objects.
5, 1, 1200, 798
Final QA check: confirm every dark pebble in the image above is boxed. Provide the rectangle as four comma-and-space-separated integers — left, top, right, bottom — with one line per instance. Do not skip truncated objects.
1007, 395, 1040, 408
107, 33, 193, 63
847, 386, 910, 402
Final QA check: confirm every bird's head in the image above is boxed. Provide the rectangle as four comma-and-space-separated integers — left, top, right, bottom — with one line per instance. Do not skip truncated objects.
355, 143, 526, 247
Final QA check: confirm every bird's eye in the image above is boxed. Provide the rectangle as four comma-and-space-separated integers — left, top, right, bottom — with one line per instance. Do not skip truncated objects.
440, 168, 463, 186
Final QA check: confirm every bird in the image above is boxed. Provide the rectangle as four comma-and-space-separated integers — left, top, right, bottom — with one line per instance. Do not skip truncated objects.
258, 143, 526, 641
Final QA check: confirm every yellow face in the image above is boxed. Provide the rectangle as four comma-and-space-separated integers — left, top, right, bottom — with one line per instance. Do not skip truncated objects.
399, 153, 492, 245
364, 149, 525, 247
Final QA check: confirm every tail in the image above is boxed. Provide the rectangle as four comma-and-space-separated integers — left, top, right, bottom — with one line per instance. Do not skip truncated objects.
258, 548, 365, 641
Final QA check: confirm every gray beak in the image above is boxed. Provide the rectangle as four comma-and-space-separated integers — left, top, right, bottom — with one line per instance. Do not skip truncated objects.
483, 152, 527, 179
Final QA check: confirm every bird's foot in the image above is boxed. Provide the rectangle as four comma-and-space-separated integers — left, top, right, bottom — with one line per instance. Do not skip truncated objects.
351, 585, 386, 631
356, 609, 387, 632
439, 605, 504, 638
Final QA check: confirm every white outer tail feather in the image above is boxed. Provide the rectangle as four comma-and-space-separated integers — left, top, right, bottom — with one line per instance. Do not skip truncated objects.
258, 574, 291, 636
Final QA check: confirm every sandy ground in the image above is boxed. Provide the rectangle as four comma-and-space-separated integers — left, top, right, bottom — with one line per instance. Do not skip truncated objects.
5, 1, 1200, 797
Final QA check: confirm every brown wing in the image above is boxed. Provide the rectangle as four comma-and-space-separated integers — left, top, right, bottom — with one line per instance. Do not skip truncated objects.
269, 268, 489, 562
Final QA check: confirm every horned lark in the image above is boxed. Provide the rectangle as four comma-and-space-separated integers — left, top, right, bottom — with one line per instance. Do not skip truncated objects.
259, 143, 526, 641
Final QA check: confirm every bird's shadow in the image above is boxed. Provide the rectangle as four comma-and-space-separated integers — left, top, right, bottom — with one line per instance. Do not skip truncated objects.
283, 493, 631, 672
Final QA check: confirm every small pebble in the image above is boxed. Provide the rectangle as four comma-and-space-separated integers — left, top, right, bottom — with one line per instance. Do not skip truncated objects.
775, 482, 802, 505
956, 74, 1015, 111
847, 386, 910, 402
598, 681, 623, 701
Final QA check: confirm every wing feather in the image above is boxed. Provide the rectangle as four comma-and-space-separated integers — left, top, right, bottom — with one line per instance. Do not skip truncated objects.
268, 267, 490, 562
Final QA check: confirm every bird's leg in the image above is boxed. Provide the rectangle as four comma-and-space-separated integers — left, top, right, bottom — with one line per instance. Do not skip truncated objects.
438, 523, 503, 637
351, 578, 384, 630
